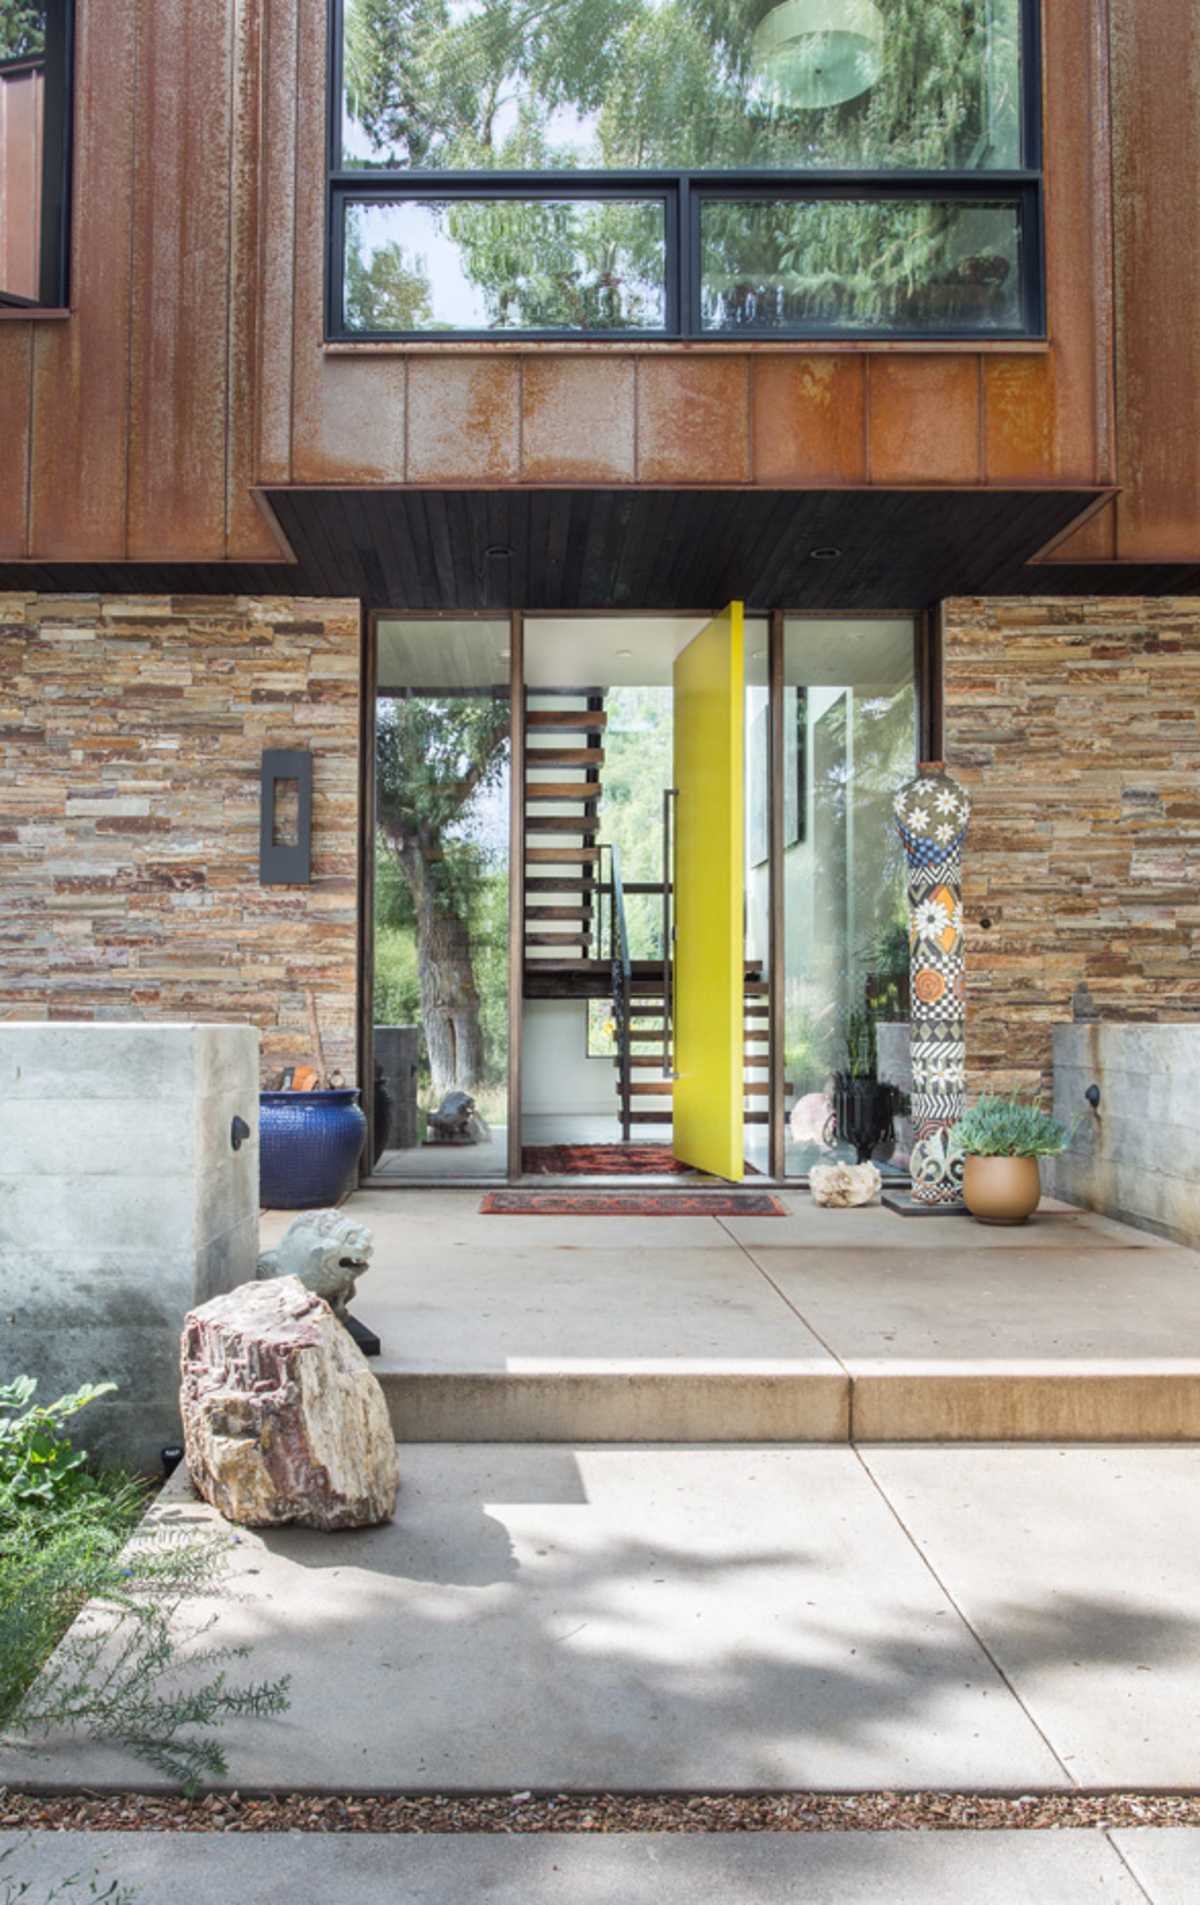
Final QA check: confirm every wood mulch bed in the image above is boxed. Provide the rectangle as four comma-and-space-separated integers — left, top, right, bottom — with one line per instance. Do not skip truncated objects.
3, 1791, 1200, 1834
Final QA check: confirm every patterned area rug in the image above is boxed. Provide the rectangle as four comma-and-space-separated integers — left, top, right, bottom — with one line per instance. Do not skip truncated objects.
480, 1190, 786, 1216
520, 1144, 760, 1177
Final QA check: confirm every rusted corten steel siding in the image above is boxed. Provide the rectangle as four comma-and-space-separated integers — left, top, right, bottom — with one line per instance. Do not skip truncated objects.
0, 0, 278, 567
268, 0, 1115, 497
12, 0, 1197, 568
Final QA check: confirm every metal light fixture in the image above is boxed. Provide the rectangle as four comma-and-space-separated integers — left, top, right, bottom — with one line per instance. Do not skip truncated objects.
749, 0, 884, 111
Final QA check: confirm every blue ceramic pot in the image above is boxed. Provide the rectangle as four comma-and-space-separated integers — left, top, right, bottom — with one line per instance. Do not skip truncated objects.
259, 1090, 367, 1209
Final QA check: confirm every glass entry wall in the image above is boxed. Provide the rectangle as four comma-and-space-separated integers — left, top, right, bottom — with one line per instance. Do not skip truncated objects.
371, 618, 511, 1178
780, 619, 916, 1177
743, 628, 771, 1174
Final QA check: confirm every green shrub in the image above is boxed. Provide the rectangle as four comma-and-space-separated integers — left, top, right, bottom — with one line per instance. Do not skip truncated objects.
0, 1379, 289, 1793
0, 1377, 116, 1514
951, 1094, 1074, 1158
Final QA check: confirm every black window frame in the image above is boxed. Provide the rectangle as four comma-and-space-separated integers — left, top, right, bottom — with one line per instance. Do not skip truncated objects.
326, 0, 1044, 344
0, 0, 75, 310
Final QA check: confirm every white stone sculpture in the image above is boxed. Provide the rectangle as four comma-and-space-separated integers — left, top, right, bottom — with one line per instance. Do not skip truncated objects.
181, 1277, 399, 1531
809, 1161, 882, 1208
256, 1208, 373, 1319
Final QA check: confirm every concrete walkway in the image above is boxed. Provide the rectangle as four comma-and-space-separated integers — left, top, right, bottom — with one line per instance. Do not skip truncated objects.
8, 1440, 1200, 1795
6, 1188, 1200, 1898
4, 1825, 1197, 1903
262, 1189, 1200, 1441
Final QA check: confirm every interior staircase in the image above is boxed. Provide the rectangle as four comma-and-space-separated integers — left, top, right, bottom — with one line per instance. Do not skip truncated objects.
523, 690, 781, 1143
523, 688, 606, 980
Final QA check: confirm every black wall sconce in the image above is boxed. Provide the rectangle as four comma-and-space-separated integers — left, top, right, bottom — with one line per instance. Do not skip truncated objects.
259, 748, 313, 885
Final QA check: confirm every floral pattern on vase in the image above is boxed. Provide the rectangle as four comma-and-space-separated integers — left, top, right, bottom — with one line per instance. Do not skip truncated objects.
893, 762, 972, 1206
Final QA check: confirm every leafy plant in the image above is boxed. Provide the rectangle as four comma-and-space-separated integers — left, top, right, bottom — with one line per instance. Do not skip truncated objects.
0, 1378, 116, 1514
839, 1009, 877, 1081
0, 1380, 290, 1794
951, 1094, 1075, 1158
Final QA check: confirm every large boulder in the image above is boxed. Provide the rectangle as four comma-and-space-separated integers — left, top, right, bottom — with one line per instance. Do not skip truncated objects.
180, 1276, 399, 1531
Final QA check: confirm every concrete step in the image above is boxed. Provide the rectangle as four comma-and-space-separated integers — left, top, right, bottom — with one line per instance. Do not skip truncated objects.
305, 1190, 1200, 1447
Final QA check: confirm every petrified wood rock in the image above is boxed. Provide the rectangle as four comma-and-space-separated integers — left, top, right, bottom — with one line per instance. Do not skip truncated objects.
181, 1277, 399, 1531
808, 1162, 882, 1209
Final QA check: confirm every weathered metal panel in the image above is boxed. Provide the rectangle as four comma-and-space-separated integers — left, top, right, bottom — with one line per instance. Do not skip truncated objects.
636, 357, 751, 485
1109, 0, 1200, 559
868, 357, 981, 485
751, 355, 867, 485
288, 0, 406, 483
226, 0, 280, 559
127, 0, 236, 559
0, 326, 32, 556
29, 0, 137, 560
257, 0, 300, 485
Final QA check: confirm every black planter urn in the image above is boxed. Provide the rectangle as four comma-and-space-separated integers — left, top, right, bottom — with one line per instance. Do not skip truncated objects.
831, 1075, 896, 1166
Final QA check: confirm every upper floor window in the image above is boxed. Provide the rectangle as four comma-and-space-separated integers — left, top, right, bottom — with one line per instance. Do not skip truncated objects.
0, 1, 73, 308
328, 0, 1041, 340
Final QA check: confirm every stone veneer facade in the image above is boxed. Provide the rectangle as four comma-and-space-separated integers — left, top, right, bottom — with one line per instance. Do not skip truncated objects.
3, 589, 1198, 1109
0, 595, 361, 1084
945, 596, 1200, 1100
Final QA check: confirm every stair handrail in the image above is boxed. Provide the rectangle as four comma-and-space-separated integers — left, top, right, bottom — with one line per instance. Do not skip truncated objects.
608, 842, 633, 1142
661, 788, 678, 1081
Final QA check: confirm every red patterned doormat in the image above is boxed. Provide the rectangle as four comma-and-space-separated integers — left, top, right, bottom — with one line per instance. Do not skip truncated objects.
520, 1143, 760, 1177
480, 1190, 786, 1216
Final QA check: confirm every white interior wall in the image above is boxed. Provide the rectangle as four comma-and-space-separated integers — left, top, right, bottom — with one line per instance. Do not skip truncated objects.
522, 998, 618, 1115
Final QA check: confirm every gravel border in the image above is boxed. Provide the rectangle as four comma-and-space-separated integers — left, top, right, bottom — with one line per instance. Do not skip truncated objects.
3, 1791, 1200, 1835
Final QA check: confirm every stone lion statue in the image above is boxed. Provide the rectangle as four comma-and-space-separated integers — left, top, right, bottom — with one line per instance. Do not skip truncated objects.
256, 1209, 374, 1319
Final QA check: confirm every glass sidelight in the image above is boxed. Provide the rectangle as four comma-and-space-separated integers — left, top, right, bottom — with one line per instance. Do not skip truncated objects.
779, 618, 916, 1177
370, 618, 511, 1178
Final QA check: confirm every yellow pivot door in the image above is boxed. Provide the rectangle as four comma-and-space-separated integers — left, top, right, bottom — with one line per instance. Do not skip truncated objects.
672, 602, 744, 1181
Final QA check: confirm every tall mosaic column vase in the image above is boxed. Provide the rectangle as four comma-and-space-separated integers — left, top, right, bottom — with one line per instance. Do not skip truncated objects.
892, 762, 972, 1207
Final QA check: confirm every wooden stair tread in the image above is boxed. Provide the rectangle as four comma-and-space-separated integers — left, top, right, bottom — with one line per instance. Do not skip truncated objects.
525, 906, 594, 920
629, 1080, 673, 1096
526, 710, 609, 730
527, 847, 601, 863
525, 785, 603, 801
524, 933, 590, 947
525, 815, 600, 833
526, 747, 605, 765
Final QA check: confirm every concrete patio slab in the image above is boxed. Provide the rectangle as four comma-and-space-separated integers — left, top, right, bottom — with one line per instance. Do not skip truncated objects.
1, 1447, 1065, 1795
1111, 1829, 1200, 1904
861, 1446, 1200, 1789
720, 1197, 1166, 1253
744, 1242, 1200, 1440
291, 1225, 846, 1440
0, 1828, 1150, 1904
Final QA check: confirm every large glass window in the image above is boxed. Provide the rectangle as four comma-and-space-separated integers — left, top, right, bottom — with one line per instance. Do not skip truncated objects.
780, 618, 915, 1177
330, 0, 1040, 339
0, 2, 73, 308
371, 618, 512, 1180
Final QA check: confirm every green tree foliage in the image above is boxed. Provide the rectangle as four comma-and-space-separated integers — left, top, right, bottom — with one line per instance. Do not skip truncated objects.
341, 0, 1024, 329
0, 4, 44, 60
375, 695, 510, 1097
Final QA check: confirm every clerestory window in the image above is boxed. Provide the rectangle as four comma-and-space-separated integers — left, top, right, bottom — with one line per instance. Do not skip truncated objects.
0, 1, 74, 309
327, 0, 1042, 341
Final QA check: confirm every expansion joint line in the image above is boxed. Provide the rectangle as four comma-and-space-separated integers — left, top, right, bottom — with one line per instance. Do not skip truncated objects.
852, 1446, 1076, 1788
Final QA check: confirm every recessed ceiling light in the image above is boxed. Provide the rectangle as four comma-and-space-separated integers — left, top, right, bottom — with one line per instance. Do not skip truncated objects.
809, 546, 843, 560
498, 649, 511, 658
615, 648, 633, 657
753, 649, 766, 659
483, 544, 514, 559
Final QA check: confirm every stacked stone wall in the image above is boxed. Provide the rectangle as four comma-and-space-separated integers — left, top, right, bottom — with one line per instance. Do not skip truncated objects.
0, 595, 361, 1084
944, 597, 1200, 1100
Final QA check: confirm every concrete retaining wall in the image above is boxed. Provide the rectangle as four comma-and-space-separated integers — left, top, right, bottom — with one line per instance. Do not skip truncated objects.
0, 1023, 260, 1469
1047, 1024, 1200, 1249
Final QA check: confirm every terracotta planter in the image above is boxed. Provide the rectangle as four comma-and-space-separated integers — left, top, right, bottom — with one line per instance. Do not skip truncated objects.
961, 1154, 1042, 1226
